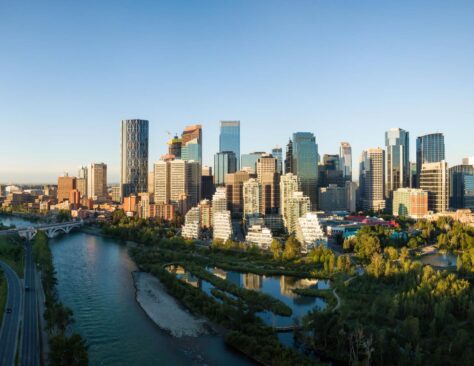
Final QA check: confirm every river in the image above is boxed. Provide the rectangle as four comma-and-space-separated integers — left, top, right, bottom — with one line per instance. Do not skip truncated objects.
0, 216, 253, 366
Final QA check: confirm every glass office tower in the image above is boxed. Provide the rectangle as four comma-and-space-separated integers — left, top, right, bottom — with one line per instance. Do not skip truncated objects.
214, 151, 237, 186
292, 132, 319, 209
121, 119, 149, 199
219, 121, 240, 170
416, 133, 445, 187
449, 164, 474, 209
339, 142, 352, 181
272, 147, 283, 174
385, 128, 410, 199
181, 124, 202, 164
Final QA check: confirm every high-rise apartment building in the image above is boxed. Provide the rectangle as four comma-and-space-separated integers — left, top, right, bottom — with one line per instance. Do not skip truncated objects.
213, 210, 233, 241
87, 163, 107, 201
272, 147, 283, 174
243, 178, 260, 217
212, 187, 228, 214
392, 188, 428, 219
153, 159, 201, 212
287, 191, 311, 234
292, 132, 319, 209
449, 164, 474, 210
420, 161, 449, 213
280, 173, 300, 228
359, 148, 386, 212
385, 128, 410, 199
226, 171, 250, 214
219, 121, 240, 170
57, 174, 76, 203
181, 125, 202, 164
416, 133, 445, 187
296, 212, 327, 253
121, 119, 149, 200
214, 151, 237, 186
339, 142, 352, 181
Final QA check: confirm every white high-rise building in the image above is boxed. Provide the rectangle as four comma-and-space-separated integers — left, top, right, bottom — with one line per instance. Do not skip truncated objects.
182, 207, 201, 239
245, 225, 273, 250
213, 210, 233, 241
87, 163, 107, 201
296, 212, 327, 253
280, 173, 300, 228
243, 178, 260, 216
212, 187, 227, 213
287, 191, 311, 234
420, 161, 449, 213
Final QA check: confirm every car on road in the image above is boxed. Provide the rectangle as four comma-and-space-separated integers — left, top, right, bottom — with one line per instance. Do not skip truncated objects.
6, 308, 12, 314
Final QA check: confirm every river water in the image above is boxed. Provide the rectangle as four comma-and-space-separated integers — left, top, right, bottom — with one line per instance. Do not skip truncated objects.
0, 216, 253, 366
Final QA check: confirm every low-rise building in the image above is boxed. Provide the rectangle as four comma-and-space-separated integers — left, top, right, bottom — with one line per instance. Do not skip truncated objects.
245, 225, 273, 250
392, 188, 428, 219
296, 212, 327, 253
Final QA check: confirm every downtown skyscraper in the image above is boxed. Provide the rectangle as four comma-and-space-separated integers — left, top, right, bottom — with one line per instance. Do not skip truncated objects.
339, 142, 352, 182
416, 133, 445, 187
385, 128, 410, 200
359, 148, 386, 212
292, 132, 319, 209
219, 121, 240, 170
120, 119, 149, 200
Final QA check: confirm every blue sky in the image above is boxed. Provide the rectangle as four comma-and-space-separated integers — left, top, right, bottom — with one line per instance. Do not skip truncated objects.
0, 0, 473, 183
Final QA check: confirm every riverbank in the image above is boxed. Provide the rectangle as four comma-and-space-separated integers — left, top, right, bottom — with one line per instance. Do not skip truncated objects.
132, 271, 210, 338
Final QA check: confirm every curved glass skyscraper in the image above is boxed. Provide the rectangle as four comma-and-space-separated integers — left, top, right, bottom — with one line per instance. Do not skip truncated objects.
121, 119, 149, 200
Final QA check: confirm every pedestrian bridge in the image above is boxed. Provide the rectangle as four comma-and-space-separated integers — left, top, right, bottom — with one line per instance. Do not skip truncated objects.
15, 221, 84, 240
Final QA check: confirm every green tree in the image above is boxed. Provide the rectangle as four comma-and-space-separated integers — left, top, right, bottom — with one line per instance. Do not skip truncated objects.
283, 236, 301, 260
270, 239, 282, 260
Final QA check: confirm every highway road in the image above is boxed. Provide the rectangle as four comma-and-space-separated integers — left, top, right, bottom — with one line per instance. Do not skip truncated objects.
20, 242, 40, 366
0, 261, 22, 366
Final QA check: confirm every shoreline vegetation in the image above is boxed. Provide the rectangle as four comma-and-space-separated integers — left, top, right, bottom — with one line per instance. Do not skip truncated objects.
33, 232, 88, 366
100, 211, 474, 365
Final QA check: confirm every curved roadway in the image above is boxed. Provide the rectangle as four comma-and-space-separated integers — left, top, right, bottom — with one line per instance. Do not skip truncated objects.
0, 261, 22, 366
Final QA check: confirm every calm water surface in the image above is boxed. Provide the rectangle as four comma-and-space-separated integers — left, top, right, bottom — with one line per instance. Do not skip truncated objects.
1, 216, 253, 366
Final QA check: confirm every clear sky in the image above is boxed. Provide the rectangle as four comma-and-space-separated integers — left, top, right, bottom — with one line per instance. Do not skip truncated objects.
0, 0, 473, 184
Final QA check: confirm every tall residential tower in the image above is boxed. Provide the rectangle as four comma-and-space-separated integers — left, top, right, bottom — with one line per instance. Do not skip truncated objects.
121, 119, 149, 200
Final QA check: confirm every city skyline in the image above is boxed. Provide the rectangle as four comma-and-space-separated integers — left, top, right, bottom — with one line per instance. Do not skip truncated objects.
1, 1, 473, 183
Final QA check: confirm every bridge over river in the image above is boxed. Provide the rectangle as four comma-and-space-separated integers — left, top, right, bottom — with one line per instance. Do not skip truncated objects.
0, 221, 84, 240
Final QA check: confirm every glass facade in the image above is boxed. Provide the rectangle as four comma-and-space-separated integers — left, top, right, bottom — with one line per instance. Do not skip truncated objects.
214, 151, 237, 186
449, 164, 474, 209
339, 142, 352, 181
181, 125, 202, 165
416, 133, 445, 187
241, 152, 265, 173
271, 147, 283, 174
120, 119, 149, 199
219, 121, 240, 170
292, 132, 319, 209
385, 128, 410, 199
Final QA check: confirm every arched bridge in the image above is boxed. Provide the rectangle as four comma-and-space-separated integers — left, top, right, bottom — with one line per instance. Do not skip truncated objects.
15, 221, 84, 240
